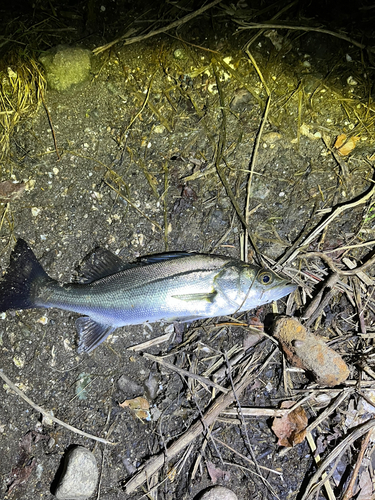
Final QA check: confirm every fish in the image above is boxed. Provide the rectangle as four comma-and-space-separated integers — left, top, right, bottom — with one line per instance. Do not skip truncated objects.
0, 239, 297, 353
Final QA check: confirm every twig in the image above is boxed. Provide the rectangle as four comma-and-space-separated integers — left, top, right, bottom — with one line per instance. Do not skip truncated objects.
306, 388, 354, 434
162, 161, 169, 251
244, 50, 270, 264
342, 429, 372, 500
103, 179, 162, 231
0, 369, 114, 445
213, 436, 282, 476
242, 1, 298, 49
302, 273, 340, 321
306, 431, 336, 500
212, 61, 260, 261
125, 359, 259, 494
127, 332, 173, 352
224, 351, 278, 498
93, 0, 222, 55
322, 133, 351, 186
39, 87, 60, 160
352, 276, 367, 335
123, 72, 156, 136
282, 183, 375, 265
301, 418, 375, 500
236, 21, 371, 52
142, 352, 229, 394
302, 250, 375, 276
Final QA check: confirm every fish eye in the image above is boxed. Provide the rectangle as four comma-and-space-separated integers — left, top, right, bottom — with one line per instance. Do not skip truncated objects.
257, 271, 274, 285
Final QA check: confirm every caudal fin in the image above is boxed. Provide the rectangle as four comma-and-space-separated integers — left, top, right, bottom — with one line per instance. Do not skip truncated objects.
0, 239, 51, 312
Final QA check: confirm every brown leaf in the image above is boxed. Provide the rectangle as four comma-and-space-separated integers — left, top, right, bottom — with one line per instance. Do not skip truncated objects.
119, 396, 151, 421
334, 133, 360, 156
8, 458, 36, 493
206, 461, 230, 483
272, 401, 308, 447
0, 181, 25, 202
7, 431, 48, 493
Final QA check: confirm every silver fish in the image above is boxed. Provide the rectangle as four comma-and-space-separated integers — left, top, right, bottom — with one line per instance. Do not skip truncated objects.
0, 239, 296, 353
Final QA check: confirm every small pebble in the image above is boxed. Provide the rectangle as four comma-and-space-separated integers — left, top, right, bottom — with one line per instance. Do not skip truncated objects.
117, 374, 143, 397
54, 446, 98, 500
197, 486, 238, 500
144, 371, 159, 400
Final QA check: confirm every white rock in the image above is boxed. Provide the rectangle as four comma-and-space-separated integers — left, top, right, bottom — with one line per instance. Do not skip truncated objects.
198, 486, 238, 500
54, 446, 98, 499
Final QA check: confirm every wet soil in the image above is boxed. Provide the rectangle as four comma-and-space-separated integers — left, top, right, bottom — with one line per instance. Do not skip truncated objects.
0, 1, 375, 499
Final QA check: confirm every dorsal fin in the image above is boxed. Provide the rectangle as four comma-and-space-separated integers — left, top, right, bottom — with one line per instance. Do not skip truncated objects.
76, 248, 129, 283
138, 252, 194, 264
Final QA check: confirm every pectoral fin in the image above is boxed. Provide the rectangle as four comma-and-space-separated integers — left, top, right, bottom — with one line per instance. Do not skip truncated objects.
76, 316, 115, 353
172, 292, 217, 302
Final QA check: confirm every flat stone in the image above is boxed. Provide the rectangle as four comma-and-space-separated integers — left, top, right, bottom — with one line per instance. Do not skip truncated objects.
54, 446, 98, 500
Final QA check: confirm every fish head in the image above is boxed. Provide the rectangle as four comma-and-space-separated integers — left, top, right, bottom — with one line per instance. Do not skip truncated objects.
238, 265, 297, 311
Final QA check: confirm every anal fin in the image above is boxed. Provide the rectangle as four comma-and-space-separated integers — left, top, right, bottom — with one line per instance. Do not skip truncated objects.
76, 316, 115, 353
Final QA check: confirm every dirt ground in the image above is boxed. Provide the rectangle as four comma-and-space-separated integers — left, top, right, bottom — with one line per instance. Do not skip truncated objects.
1, 1, 375, 499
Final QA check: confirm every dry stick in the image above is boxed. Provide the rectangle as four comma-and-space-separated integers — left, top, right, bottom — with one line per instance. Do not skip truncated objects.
342, 429, 373, 500
39, 87, 60, 160
302, 250, 375, 277
224, 351, 278, 499
212, 61, 260, 261
213, 436, 282, 476
305, 432, 336, 500
162, 161, 169, 251
0, 369, 114, 445
122, 72, 156, 139
322, 133, 351, 185
301, 273, 340, 322
142, 352, 229, 394
352, 276, 367, 335
243, 1, 298, 49
93, 0, 223, 55
282, 183, 375, 266
301, 418, 375, 500
236, 22, 371, 52
244, 50, 270, 264
306, 387, 354, 434
125, 361, 259, 494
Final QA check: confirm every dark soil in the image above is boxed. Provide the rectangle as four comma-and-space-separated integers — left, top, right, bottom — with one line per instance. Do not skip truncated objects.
1, 1, 375, 499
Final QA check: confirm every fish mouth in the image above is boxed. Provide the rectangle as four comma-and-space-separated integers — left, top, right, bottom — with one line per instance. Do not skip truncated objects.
270, 282, 298, 302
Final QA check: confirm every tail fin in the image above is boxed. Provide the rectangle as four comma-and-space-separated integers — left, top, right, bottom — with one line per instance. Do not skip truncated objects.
0, 239, 51, 312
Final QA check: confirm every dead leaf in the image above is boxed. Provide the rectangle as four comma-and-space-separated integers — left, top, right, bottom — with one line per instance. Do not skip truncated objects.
357, 468, 372, 500
7, 431, 48, 493
206, 461, 230, 483
120, 396, 151, 421
271, 401, 308, 447
0, 180, 25, 202
334, 133, 360, 156
7, 458, 36, 493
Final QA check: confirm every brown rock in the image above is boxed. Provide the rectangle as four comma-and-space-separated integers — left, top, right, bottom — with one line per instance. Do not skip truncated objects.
273, 316, 350, 386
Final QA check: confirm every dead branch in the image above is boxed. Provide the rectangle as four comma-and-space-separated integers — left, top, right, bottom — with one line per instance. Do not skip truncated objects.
0, 369, 114, 445
142, 352, 229, 394
301, 418, 375, 500
93, 0, 223, 55
125, 359, 259, 494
